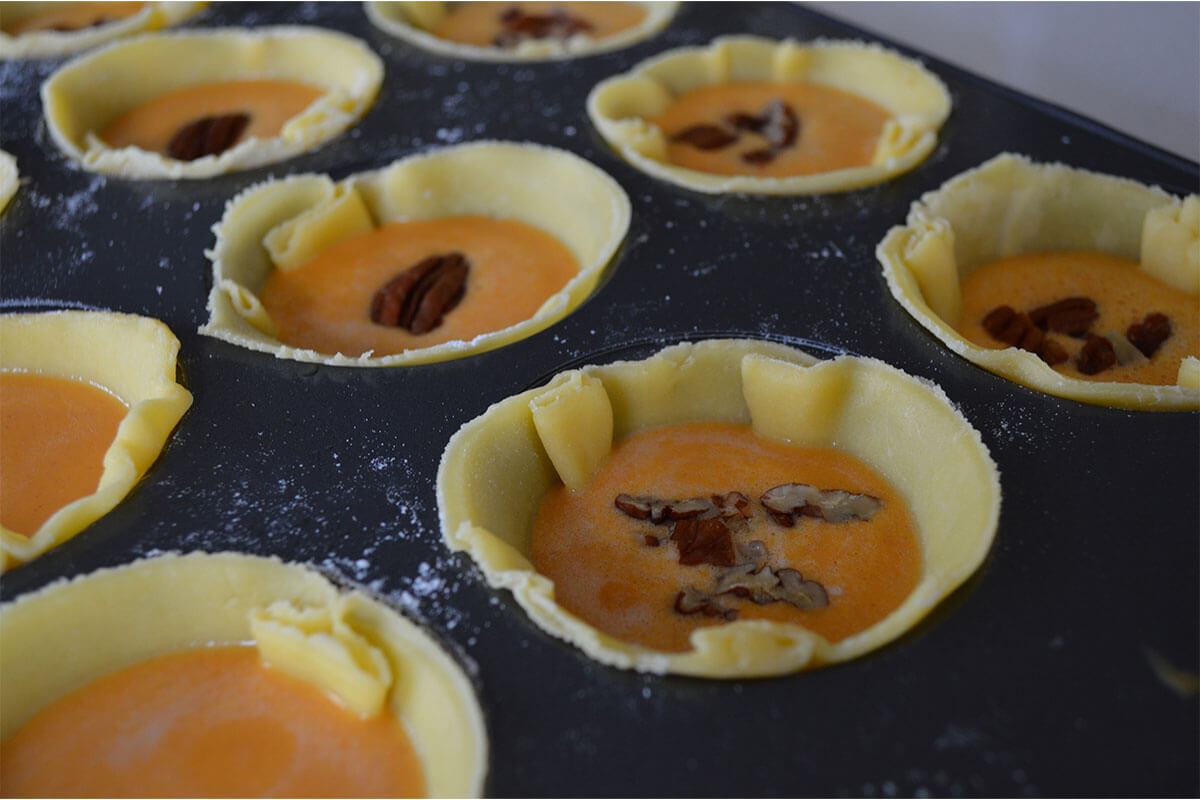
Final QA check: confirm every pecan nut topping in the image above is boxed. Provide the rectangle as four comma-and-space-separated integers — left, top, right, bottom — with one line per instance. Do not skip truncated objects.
670, 125, 738, 150
982, 305, 1069, 366
1126, 312, 1172, 358
671, 518, 736, 568
492, 6, 593, 48
167, 113, 251, 161
1029, 297, 1099, 337
369, 252, 469, 335
1076, 333, 1117, 375
760, 483, 881, 526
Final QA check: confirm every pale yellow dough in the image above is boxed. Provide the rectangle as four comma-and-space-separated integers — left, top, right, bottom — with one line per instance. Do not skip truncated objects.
201, 140, 631, 367
437, 339, 1000, 678
0, 551, 488, 797
0, 2, 204, 60
587, 35, 951, 195
41, 26, 383, 179
876, 152, 1200, 410
364, 1, 677, 61
0, 311, 192, 571
0, 149, 16, 213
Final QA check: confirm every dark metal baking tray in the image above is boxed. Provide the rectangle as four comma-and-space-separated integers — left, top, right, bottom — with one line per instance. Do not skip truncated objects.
2, 3, 1197, 796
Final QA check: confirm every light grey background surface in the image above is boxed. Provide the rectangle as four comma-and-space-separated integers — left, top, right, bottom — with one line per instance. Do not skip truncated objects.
806, 2, 1200, 162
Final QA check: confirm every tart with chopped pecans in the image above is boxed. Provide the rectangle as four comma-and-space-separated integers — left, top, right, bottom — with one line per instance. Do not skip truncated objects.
364, 1, 677, 61
587, 36, 951, 195
40, 27, 382, 179
437, 339, 1000, 677
201, 141, 630, 366
878, 153, 1200, 410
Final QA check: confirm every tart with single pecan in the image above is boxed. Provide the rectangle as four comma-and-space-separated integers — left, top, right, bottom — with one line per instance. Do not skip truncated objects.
202, 141, 630, 366
41, 27, 382, 179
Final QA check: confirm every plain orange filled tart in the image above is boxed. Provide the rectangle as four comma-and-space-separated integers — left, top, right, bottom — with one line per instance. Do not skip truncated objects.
877, 153, 1200, 409
0, 311, 192, 572
365, 1, 677, 61
588, 36, 950, 194
202, 141, 630, 367
438, 339, 1000, 677
0, 552, 487, 797
41, 26, 382, 179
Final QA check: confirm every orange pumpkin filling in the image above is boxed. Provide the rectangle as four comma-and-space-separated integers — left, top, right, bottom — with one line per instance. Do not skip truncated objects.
957, 251, 1199, 384
530, 422, 922, 653
99, 80, 324, 157
1, 2, 147, 35
0, 372, 128, 537
432, 2, 646, 48
0, 646, 425, 797
258, 216, 580, 357
651, 81, 891, 178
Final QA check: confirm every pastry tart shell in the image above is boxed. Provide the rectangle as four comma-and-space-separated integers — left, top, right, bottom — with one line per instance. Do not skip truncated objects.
0, 149, 17, 213
0, 1, 205, 60
0, 311, 192, 571
201, 140, 632, 367
877, 152, 1200, 410
364, 1, 678, 61
41, 25, 383, 179
437, 338, 1000, 678
586, 35, 951, 195
0, 551, 488, 797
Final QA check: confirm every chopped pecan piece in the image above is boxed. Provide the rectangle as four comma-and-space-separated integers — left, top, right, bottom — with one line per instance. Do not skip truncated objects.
711, 491, 751, 519
492, 6, 593, 47
982, 305, 1071, 366
713, 563, 829, 610
758, 99, 799, 150
674, 587, 737, 620
741, 148, 776, 166
1076, 333, 1117, 375
671, 518, 736, 567
167, 113, 251, 161
760, 483, 881, 526
1126, 312, 1172, 358
1029, 297, 1098, 337
774, 568, 829, 610
370, 252, 469, 335
614, 494, 714, 524
671, 124, 738, 150
714, 563, 779, 604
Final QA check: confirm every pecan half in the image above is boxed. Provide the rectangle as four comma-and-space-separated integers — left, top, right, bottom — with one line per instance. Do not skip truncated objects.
760, 483, 881, 526
671, 124, 738, 150
671, 518, 736, 567
1029, 297, 1098, 337
1076, 333, 1117, 375
733, 100, 800, 166
492, 6, 593, 47
167, 113, 251, 161
370, 253, 469, 335
1126, 312, 1172, 358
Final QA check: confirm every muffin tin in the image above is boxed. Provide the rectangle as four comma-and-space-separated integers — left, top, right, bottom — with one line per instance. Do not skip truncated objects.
2, 2, 1196, 795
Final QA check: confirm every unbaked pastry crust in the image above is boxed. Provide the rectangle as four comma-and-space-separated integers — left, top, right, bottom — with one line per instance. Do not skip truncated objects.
437, 339, 1000, 678
876, 152, 1200, 410
0, 149, 17, 213
0, 1, 204, 60
0, 551, 488, 797
586, 35, 951, 195
41, 26, 383, 179
364, 1, 677, 61
201, 140, 631, 366
0, 311, 192, 571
